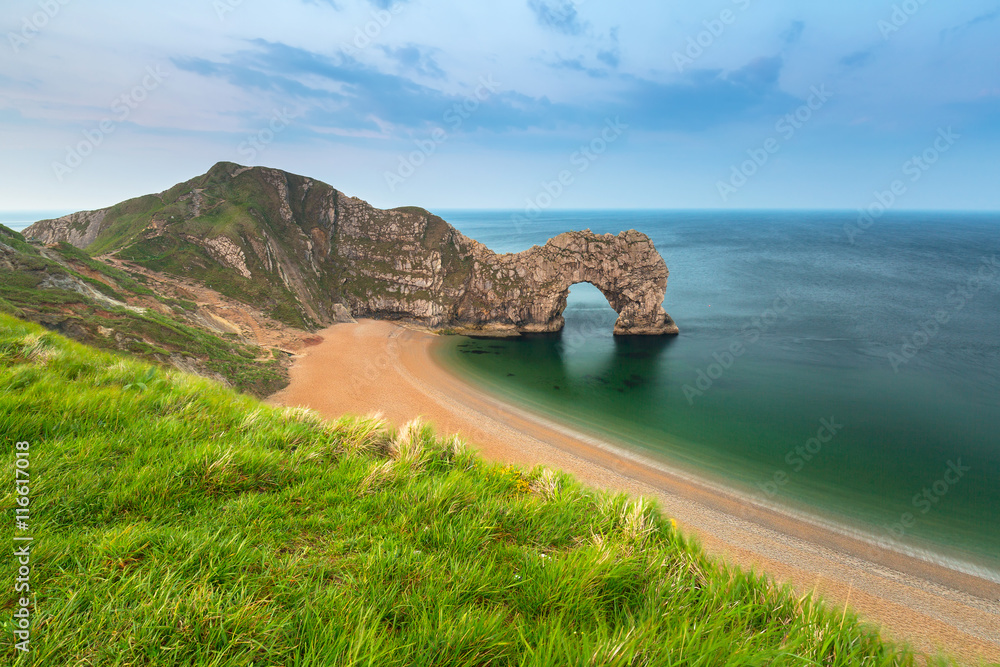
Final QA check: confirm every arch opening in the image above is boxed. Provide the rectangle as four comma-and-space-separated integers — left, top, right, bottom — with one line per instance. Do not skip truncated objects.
561, 281, 620, 340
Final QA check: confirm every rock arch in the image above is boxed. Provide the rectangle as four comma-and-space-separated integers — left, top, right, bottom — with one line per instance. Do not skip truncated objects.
454, 230, 679, 336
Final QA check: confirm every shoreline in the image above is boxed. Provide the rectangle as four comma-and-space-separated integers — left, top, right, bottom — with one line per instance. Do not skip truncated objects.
268, 319, 1000, 663
436, 348, 1000, 589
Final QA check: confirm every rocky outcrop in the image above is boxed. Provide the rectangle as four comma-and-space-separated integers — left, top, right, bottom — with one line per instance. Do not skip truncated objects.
26, 209, 106, 248
456, 230, 677, 335
25, 162, 678, 335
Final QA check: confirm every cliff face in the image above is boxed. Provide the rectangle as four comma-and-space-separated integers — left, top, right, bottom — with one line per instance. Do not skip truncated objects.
25, 162, 678, 335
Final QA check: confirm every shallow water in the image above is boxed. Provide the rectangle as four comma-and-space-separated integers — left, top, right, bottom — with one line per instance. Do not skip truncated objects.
433, 210, 1000, 576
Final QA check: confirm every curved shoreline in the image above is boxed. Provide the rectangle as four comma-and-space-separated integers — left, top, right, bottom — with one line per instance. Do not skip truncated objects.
268, 320, 1000, 663
434, 342, 1000, 589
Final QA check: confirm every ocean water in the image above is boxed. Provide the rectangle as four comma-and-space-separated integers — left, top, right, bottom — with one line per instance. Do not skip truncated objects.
433, 210, 1000, 577
0, 211, 72, 234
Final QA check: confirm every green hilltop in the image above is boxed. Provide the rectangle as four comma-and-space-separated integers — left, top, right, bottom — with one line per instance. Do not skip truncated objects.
0, 314, 931, 666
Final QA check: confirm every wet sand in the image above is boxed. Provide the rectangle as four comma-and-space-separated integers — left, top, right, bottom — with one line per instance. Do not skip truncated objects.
268, 319, 1000, 664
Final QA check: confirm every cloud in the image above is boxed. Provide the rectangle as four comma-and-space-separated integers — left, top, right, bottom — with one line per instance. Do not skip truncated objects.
940, 7, 1000, 42
543, 26, 620, 77
726, 56, 783, 90
549, 56, 608, 78
169, 38, 805, 143
615, 58, 800, 132
597, 26, 621, 68
597, 49, 620, 68
171, 40, 575, 136
781, 21, 805, 45
840, 49, 874, 69
527, 0, 586, 36
379, 44, 446, 79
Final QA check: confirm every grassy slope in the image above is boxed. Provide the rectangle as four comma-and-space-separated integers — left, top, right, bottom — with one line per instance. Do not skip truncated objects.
0, 315, 932, 666
82, 164, 334, 330
0, 225, 286, 397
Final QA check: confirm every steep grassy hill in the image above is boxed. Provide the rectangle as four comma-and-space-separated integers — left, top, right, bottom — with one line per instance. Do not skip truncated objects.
0, 314, 932, 666
0, 225, 286, 397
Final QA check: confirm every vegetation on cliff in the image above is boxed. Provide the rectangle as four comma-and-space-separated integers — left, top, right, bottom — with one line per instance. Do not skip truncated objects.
0, 225, 286, 397
0, 315, 929, 666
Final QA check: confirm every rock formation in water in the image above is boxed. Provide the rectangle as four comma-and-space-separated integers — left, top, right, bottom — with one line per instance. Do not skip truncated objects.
25, 162, 678, 335
454, 230, 676, 335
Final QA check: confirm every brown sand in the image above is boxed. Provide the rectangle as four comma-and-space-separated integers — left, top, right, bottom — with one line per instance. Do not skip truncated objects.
268, 320, 1000, 664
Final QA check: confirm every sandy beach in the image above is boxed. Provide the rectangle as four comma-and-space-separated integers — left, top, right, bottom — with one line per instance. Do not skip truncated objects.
268, 319, 1000, 664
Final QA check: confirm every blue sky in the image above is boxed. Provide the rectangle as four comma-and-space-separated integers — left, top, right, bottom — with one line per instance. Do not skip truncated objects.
1, 0, 998, 212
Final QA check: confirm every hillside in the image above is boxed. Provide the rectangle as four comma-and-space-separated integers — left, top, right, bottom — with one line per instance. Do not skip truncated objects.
24, 163, 360, 330
25, 162, 677, 335
0, 224, 291, 397
0, 314, 924, 666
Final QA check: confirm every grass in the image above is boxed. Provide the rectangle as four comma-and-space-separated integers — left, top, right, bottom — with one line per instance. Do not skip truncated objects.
0, 314, 941, 666
49, 242, 155, 296
114, 234, 313, 330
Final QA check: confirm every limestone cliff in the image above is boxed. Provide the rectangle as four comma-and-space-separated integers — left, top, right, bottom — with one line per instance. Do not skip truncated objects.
451, 230, 676, 335
25, 162, 678, 335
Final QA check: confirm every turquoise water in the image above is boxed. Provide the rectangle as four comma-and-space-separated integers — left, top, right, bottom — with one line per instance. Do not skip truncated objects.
433, 210, 1000, 577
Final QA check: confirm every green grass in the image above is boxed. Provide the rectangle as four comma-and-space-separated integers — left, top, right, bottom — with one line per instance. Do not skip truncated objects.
115, 235, 312, 330
50, 242, 155, 296
0, 225, 40, 256
0, 314, 942, 666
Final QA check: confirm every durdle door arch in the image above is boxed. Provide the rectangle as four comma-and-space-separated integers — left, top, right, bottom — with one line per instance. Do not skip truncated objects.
455, 230, 679, 336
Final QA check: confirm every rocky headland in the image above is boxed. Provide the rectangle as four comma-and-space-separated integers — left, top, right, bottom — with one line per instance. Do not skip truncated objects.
25, 162, 677, 336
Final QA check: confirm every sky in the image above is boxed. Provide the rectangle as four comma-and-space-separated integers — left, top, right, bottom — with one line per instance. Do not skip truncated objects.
1, 0, 999, 214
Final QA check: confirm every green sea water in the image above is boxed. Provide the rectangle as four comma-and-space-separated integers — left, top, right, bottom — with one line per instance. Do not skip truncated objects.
433, 210, 1000, 579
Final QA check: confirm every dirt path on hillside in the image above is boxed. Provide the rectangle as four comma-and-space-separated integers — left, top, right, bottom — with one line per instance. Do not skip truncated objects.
97, 255, 311, 353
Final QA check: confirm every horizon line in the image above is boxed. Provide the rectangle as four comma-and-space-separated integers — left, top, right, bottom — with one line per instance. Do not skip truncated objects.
3, 207, 999, 220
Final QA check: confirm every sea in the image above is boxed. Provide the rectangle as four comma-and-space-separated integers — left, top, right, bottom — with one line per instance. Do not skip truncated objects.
2, 212, 70, 234
432, 210, 1000, 580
